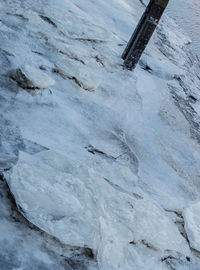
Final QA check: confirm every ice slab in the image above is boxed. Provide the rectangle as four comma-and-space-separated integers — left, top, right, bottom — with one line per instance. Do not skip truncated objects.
6, 151, 190, 270
10, 65, 55, 90
55, 60, 101, 91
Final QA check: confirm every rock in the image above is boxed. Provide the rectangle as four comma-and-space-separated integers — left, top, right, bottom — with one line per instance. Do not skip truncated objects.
183, 202, 200, 252
10, 65, 55, 90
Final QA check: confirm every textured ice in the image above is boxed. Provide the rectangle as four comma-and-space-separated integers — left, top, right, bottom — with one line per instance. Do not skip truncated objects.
1, 0, 200, 269
10, 65, 55, 90
0, 115, 23, 170
55, 60, 101, 91
43, 3, 112, 42
7, 150, 190, 269
184, 202, 200, 252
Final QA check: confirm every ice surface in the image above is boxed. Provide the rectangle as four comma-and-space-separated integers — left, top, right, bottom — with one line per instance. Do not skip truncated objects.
55, 60, 101, 91
184, 202, 200, 252
7, 150, 190, 269
1, 0, 200, 269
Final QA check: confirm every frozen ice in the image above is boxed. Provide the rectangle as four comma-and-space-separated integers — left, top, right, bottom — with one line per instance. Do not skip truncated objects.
55, 60, 101, 91
10, 65, 55, 90
6, 150, 190, 270
0, 0, 200, 269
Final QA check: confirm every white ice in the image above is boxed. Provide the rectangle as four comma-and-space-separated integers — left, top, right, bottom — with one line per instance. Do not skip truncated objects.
1, 0, 200, 269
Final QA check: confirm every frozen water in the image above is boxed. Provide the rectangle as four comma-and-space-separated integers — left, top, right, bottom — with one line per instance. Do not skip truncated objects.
10, 65, 55, 90
6, 150, 190, 269
55, 60, 101, 91
0, 0, 200, 269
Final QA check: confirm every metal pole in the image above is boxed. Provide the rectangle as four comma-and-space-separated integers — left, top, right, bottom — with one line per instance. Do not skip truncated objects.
122, 0, 169, 70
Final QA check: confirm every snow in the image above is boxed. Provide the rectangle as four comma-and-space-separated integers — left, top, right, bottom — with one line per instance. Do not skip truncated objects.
0, 0, 200, 269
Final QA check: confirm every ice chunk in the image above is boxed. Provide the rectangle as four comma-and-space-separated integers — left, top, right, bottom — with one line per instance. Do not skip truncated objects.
10, 65, 55, 90
55, 60, 101, 91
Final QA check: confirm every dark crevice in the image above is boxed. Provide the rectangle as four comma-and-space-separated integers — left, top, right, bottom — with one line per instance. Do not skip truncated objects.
142, 64, 153, 72
95, 55, 105, 67
129, 240, 137, 245
139, 0, 146, 7
141, 240, 158, 251
165, 209, 190, 245
73, 38, 106, 44
165, 209, 183, 218
32, 50, 43, 55
40, 15, 57, 28
188, 95, 197, 103
58, 50, 85, 65
104, 177, 143, 200
53, 68, 93, 91
6, 12, 28, 21
86, 145, 117, 160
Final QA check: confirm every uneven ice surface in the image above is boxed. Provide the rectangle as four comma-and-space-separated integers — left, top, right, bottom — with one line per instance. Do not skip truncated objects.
55, 60, 101, 91
10, 65, 55, 90
6, 150, 190, 269
1, 0, 200, 269
184, 202, 200, 253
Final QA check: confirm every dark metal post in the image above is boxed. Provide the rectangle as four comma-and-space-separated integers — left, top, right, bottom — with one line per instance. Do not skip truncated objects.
122, 0, 169, 70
